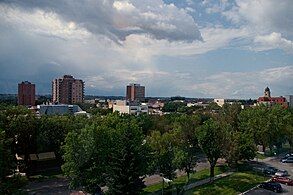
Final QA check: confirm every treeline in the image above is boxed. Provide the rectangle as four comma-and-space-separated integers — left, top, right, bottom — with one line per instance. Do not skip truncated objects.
0, 103, 292, 194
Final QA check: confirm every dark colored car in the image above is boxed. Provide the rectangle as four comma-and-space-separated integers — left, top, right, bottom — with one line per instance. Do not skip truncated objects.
281, 156, 293, 163
259, 181, 282, 193
271, 176, 293, 186
263, 166, 278, 175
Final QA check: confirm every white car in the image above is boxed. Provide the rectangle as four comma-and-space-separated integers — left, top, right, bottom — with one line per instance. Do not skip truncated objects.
275, 170, 289, 177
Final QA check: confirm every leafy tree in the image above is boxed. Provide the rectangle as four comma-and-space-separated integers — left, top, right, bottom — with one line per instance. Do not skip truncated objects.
148, 131, 176, 180
197, 119, 228, 178
162, 102, 186, 112
239, 106, 271, 152
225, 131, 256, 166
172, 114, 201, 182
6, 111, 38, 174
239, 105, 291, 153
62, 114, 149, 194
107, 117, 149, 194
0, 128, 15, 180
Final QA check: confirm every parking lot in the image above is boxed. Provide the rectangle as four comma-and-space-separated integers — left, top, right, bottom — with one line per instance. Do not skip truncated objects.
245, 155, 293, 194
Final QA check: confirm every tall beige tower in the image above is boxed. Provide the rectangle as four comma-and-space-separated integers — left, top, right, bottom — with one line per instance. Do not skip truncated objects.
52, 75, 84, 104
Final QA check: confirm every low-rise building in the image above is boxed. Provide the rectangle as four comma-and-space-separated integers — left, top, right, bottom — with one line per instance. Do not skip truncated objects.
284, 95, 293, 108
257, 87, 288, 108
37, 104, 83, 115
113, 101, 148, 115
214, 99, 225, 107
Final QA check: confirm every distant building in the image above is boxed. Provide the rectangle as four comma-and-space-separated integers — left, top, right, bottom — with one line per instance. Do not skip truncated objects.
214, 99, 225, 107
284, 95, 293, 108
126, 83, 145, 102
37, 104, 83, 115
18, 81, 35, 106
52, 75, 84, 104
257, 87, 288, 108
113, 101, 148, 115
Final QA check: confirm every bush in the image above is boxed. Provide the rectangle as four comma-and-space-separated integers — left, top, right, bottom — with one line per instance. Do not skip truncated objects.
0, 174, 28, 194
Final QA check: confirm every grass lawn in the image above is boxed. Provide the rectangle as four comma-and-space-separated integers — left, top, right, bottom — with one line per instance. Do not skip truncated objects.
184, 171, 268, 195
255, 153, 266, 160
142, 165, 228, 194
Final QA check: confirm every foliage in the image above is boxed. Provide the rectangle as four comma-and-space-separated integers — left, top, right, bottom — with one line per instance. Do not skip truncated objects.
239, 105, 291, 152
0, 128, 15, 180
148, 131, 176, 180
197, 119, 228, 178
62, 114, 150, 194
172, 114, 201, 182
162, 102, 186, 112
0, 174, 28, 195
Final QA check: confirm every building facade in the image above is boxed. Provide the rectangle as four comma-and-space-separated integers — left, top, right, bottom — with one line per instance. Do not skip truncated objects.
126, 83, 145, 102
18, 81, 35, 106
113, 102, 148, 115
284, 95, 293, 108
214, 98, 225, 107
52, 75, 84, 104
257, 87, 288, 108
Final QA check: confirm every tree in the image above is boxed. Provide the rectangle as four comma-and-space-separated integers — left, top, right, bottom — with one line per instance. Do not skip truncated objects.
225, 131, 256, 166
107, 117, 149, 194
239, 105, 291, 153
62, 114, 149, 194
6, 111, 38, 174
0, 128, 15, 180
239, 106, 271, 152
172, 114, 200, 182
197, 119, 228, 178
218, 104, 256, 165
148, 131, 177, 180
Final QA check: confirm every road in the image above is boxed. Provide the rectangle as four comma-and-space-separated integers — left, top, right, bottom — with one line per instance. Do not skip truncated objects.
245, 155, 293, 195
23, 156, 219, 194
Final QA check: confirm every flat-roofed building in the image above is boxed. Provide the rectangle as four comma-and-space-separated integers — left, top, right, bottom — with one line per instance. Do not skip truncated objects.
18, 81, 35, 106
52, 75, 84, 104
126, 83, 145, 102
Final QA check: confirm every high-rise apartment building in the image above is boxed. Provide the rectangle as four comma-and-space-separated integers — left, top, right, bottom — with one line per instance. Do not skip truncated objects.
126, 83, 145, 102
52, 75, 84, 104
18, 81, 35, 106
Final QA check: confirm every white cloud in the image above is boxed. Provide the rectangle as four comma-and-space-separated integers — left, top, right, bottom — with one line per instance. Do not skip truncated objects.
0, 4, 91, 40
113, 1, 136, 12
253, 32, 293, 53
0, 0, 202, 42
223, 0, 293, 38
188, 66, 293, 98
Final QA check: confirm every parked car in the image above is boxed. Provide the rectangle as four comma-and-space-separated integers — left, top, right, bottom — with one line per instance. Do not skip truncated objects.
281, 156, 293, 163
284, 152, 293, 158
275, 170, 289, 177
259, 181, 282, 193
263, 166, 278, 175
271, 176, 293, 186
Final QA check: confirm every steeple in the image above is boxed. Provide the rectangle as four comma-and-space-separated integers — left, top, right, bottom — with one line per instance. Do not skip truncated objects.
264, 87, 271, 98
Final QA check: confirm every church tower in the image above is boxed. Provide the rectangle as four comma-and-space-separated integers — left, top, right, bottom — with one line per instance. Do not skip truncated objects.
264, 87, 271, 98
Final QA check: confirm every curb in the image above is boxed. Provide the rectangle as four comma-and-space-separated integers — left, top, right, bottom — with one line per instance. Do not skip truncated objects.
239, 179, 271, 195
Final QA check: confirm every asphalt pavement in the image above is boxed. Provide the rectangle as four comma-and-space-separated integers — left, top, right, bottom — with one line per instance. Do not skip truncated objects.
245, 155, 293, 195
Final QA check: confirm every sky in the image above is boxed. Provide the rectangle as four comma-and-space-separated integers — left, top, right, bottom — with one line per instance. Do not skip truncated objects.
0, 0, 292, 99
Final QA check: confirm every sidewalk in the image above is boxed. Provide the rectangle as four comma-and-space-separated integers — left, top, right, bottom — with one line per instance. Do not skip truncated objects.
183, 171, 234, 191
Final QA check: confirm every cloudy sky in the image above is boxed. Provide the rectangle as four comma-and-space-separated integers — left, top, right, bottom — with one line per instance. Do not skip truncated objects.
0, 0, 292, 98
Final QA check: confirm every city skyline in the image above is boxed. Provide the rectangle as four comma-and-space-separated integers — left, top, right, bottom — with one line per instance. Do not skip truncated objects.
0, 0, 292, 98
